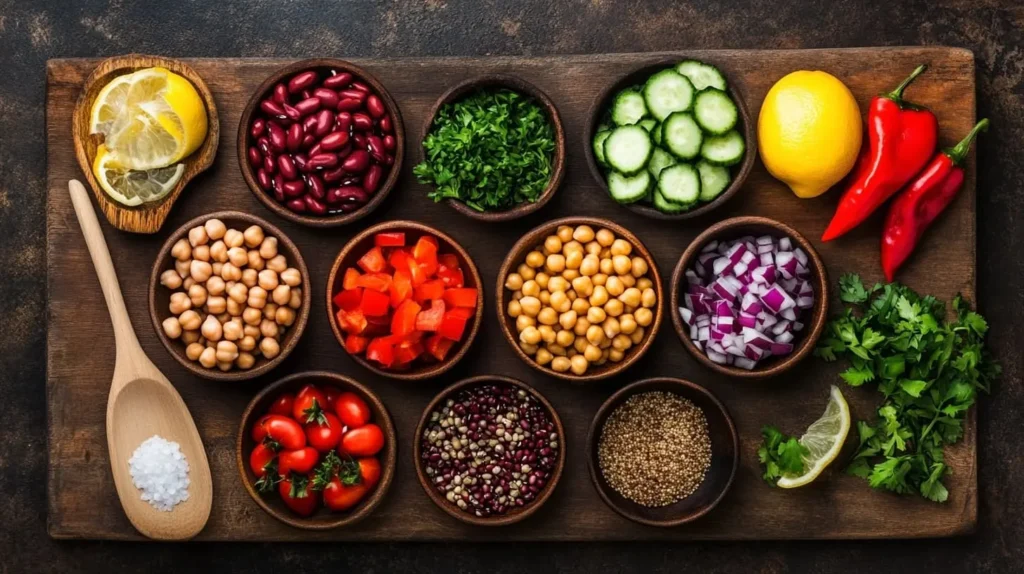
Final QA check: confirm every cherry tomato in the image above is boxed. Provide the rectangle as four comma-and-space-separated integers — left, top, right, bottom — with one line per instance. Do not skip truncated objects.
334, 391, 371, 429
341, 423, 385, 457
256, 415, 306, 450
322, 477, 368, 512
278, 474, 319, 517
305, 412, 344, 453
357, 457, 382, 489
249, 443, 277, 478
323, 386, 342, 410
293, 384, 328, 423
268, 392, 295, 416
277, 446, 319, 476
250, 414, 274, 442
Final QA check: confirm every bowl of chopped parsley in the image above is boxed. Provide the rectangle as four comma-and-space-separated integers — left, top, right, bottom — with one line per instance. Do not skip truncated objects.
415, 75, 564, 221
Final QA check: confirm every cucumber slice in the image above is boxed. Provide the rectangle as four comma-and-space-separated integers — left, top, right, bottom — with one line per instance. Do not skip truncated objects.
638, 118, 659, 133
700, 130, 746, 166
592, 130, 612, 167
647, 146, 677, 178
653, 123, 663, 145
697, 160, 731, 201
642, 69, 695, 121
611, 89, 648, 125
693, 88, 738, 135
652, 187, 688, 213
603, 125, 653, 175
661, 112, 703, 160
607, 170, 651, 204
675, 60, 728, 91
657, 163, 701, 205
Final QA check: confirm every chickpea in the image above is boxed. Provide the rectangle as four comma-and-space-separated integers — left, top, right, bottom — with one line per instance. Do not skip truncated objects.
538, 325, 557, 344
620, 287, 642, 308
160, 316, 182, 339
635, 307, 653, 327
612, 255, 632, 276
275, 306, 296, 327
242, 225, 264, 249
222, 228, 243, 248
238, 335, 257, 352
554, 327, 574, 346
188, 226, 209, 247
539, 291, 551, 305
256, 269, 277, 291
520, 342, 539, 355
605, 298, 624, 317
537, 307, 558, 326
592, 273, 607, 287
619, 314, 638, 335
266, 254, 287, 273
582, 242, 600, 258
561, 268, 580, 281
254, 235, 277, 259
590, 228, 611, 247
246, 250, 265, 271
236, 352, 256, 370
589, 285, 609, 307
506, 299, 523, 318
190, 260, 212, 283
627, 256, 647, 277
222, 282, 245, 305
214, 340, 239, 363
512, 263, 534, 282
201, 315, 223, 342
620, 274, 636, 288
582, 343, 602, 362
571, 297, 590, 315
569, 354, 588, 375
248, 286, 268, 309
226, 298, 243, 317
198, 347, 217, 368
211, 263, 224, 278
174, 259, 190, 279
579, 254, 600, 277
549, 291, 570, 313
243, 324, 261, 338
504, 273, 524, 291
227, 247, 248, 268
262, 302, 279, 321
551, 356, 572, 373
567, 349, 578, 359
223, 320, 243, 341
611, 333, 632, 351
183, 342, 204, 361
272, 269, 299, 290
192, 244, 211, 263
586, 324, 605, 345
160, 269, 182, 289
603, 315, 622, 338
171, 239, 192, 262
197, 218, 224, 241
599, 337, 612, 350
568, 276, 590, 298
188, 283, 208, 308
519, 296, 541, 317
635, 289, 655, 310
555, 309, 576, 330
260, 337, 281, 360
595, 258, 610, 276
571, 225, 593, 243
543, 236, 562, 254
637, 278, 654, 291
610, 238, 633, 256
546, 276, 567, 294
221, 262, 242, 282
520, 326, 541, 345
215, 361, 232, 372
241, 268, 258, 288
525, 250, 545, 269
556, 225, 574, 243
260, 319, 280, 339
587, 306, 607, 324
169, 292, 191, 315
630, 327, 646, 345
535, 348, 554, 366
201, 277, 223, 297
206, 296, 227, 314
535, 272, 550, 290
609, 349, 625, 363
286, 287, 300, 312
181, 330, 201, 345
216, 312, 231, 324
605, 276, 625, 297
178, 310, 201, 331
516, 314, 536, 332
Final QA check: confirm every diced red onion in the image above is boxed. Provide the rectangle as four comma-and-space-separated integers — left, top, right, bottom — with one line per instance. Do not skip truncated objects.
779, 237, 792, 251
701, 240, 719, 253
678, 307, 694, 326
734, 357, 758, 370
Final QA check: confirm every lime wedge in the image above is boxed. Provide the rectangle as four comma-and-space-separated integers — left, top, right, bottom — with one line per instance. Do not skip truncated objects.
776, 385, 851, 489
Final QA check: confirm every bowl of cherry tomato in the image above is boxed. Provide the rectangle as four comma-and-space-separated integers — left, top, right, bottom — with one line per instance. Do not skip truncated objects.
236, 371, 396, 529
326, 220, 484, 381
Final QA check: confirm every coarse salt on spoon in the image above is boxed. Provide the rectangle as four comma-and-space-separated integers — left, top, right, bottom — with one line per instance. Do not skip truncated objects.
69, 179, 212, 540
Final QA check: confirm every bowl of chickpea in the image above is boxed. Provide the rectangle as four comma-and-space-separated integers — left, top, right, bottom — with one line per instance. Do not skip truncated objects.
496, 217, 663, 382
149, 211, 311, 381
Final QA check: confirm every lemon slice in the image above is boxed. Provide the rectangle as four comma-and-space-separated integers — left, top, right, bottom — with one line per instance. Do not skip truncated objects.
92, 145, 184, 207
89, 67, 207, 170
776, 385, 851, 489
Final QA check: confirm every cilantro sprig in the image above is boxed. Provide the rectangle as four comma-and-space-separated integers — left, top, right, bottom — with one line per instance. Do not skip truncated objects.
814, 274, 1000, 502
414, 88, 555, 212
758, 426, 808, 485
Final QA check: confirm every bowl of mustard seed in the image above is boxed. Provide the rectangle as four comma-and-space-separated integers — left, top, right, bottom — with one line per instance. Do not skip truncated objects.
586, 377, 738, 527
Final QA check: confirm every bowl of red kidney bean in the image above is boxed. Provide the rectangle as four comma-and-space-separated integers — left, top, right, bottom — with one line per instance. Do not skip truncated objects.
414, 376, 565, 526
238, 59, 404, 227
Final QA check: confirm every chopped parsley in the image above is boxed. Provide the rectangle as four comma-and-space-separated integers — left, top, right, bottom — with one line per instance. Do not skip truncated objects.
758, 426, 808, 485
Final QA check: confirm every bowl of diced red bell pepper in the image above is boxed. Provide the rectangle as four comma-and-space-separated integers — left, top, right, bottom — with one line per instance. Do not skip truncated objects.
326, 221, 484, 380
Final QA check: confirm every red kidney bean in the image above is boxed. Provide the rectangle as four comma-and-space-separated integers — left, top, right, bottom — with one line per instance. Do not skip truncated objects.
286, 123, 304, 152
278, 154, 298, 180
250, 118, 266, 138
272, 83, 288, 104
341, 149, 370, 173
302, 89, 313, 100
366, 94, 385, 118
263, 154, 277, 175
339, 202, 362, 213
282, 180, 306, 197
257, 136, 271, 155
283, 104, 301, 121
308, 153, 339, 170
288, 70, 318, 93
352, 133, 367, 148
314, 109, 334, 137
305, 195, 327, 215
312, 87, 339, 109
350, 81, 371, 93
352, 113, 373, 132
293, 97, 321, 117
335, 144, 353, 160
247, 146, 262, 169
302, 114, 318, 132
260, 99, 286, 118
383, 134, 396, 152
379, 115, 393, 133
257, 168, 272, 190
286, 198, 307, 213
300, 135, 315, 150
336, 98, 363, 112
308, 142, 323, 158
267, 123, 286, 152
335, 112, 352, 132
273, 174, 284, 194
322, 71, 353, 89
328, 186, 368, 205
307, 174, 326, 199
382, 153, 395, 166
323, 167, 345, 183
339, 176, 362, 187
337, 88, 367, 102
367, 135, 386, 161
293, 154, 309, 172
319, 130, 350, 151
362, 164, 384, 194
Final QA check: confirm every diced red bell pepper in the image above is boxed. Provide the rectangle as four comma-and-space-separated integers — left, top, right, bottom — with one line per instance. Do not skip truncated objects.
443, 287, 478, 309
438, 311, 469, 341
388, 248, 411, 273
446, 306, 475, 320
412, 236, 439, 261
389, 269, 413, 308
335, 308, 368, 335
439, 253, 460, 271
415, 299, 445, 332
374, 232, 406, 247
332, 288, 362, 311
407, 256, 428, 286
394, 339, 424, 364
360, 288, 391, 317
343, 268, 361, 290
363, 314, 391, 337
380, 330, 425, 346
357, 246, 387, 273
354, 272, 392, 293
414, 279, 445, 303
344, 334, 369, 354
425, 334, 456, 361
391, 299, 421, 337
437, 265, 464, 288
365, 337, 394, 367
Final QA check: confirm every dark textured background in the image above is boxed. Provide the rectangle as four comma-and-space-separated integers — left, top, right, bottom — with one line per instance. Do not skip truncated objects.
2, 0, 1022, 571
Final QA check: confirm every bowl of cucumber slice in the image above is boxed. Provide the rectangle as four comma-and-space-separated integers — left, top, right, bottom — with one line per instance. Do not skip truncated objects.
586, 59, 756, 220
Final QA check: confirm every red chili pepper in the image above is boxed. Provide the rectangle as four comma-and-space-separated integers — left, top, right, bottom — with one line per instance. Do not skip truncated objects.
821, 65, 938, 242
880, 119, 988, 281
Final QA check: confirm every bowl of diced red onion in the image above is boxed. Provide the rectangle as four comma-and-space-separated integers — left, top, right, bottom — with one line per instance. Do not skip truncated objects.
670, 216, 829, 379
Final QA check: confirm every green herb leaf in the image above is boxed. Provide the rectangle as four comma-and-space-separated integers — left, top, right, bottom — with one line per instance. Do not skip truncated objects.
757, 426, 808, 485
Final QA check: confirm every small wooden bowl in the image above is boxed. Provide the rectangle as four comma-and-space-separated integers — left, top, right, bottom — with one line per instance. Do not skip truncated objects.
413, 375, 566, 526
496, 217, 663, 383
149, 211, 311, 382
586, 377, 738, 527
326, 220, 484, 381
583, 59, 756, 221
73, 54, 220, 234
237, 58, 405, 228
670, 216, 829, 380
420, 74, 565, 221
236, 371, 397, 530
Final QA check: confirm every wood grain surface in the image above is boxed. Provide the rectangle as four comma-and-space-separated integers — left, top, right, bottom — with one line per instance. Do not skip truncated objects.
46, 47, 977, 541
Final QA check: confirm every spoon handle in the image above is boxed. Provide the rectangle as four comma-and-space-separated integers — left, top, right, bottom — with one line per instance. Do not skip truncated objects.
69, 180, 144, 356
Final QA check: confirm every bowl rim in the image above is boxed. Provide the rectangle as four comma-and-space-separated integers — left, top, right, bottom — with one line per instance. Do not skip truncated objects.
669, 215, 830, 379
585, 376, 739, 527
235, 370, 397, 530
412, 375, 566, 526
494, 216, 664, 382
419, 73, 566, 222
236, 58, 405, 228
148, 210, 311, 382
582, 58, 757, 221
325, 219, 484, 381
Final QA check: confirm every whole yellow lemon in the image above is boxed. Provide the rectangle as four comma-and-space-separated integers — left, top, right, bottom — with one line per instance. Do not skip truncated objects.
757, 71, 862, 198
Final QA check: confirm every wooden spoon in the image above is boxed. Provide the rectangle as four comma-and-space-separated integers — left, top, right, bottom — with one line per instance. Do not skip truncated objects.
68, 179, 212, 540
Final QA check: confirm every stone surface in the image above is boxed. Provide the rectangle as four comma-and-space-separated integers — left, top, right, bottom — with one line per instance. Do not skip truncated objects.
1, 0, 1022, 571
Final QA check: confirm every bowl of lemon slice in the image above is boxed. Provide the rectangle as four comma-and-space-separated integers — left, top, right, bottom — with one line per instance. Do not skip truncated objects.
73, 54, 219, 234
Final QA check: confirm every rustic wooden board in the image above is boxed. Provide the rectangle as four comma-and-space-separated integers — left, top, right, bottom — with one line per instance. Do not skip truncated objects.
46, 48, 977, 541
